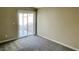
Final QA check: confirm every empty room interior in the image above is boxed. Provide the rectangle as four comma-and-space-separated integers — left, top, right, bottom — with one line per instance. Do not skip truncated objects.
0, 7, 79, 51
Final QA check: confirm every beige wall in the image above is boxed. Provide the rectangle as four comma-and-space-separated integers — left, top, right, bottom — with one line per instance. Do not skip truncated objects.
0, 7, 36, 41
37, 8, 79, 50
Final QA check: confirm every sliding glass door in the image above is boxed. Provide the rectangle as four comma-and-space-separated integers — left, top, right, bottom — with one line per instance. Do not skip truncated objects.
18, 10, 35, 38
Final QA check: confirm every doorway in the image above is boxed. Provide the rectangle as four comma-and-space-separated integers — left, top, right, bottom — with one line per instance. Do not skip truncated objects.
18, 10, 35, 38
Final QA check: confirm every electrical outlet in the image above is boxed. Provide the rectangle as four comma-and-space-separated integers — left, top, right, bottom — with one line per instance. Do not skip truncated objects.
12, 22, 15, 24
5, 34, 8, 38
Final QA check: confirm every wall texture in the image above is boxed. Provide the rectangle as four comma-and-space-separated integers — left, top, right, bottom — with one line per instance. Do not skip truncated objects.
37, 8, 79, 50
0, 7, 36, 41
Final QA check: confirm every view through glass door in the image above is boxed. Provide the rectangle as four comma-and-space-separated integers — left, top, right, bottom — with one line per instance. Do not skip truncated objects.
18, 11, 35, 38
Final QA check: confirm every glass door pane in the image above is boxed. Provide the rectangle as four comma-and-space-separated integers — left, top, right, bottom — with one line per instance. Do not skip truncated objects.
18, 13, 28, 37
28, 13, 34, 35
23, 13, 28, 36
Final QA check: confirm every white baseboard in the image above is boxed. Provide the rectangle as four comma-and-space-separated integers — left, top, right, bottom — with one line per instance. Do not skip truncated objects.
0, 37, 18, 44
38, 35, 79, 51
0, 35, 32, 44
